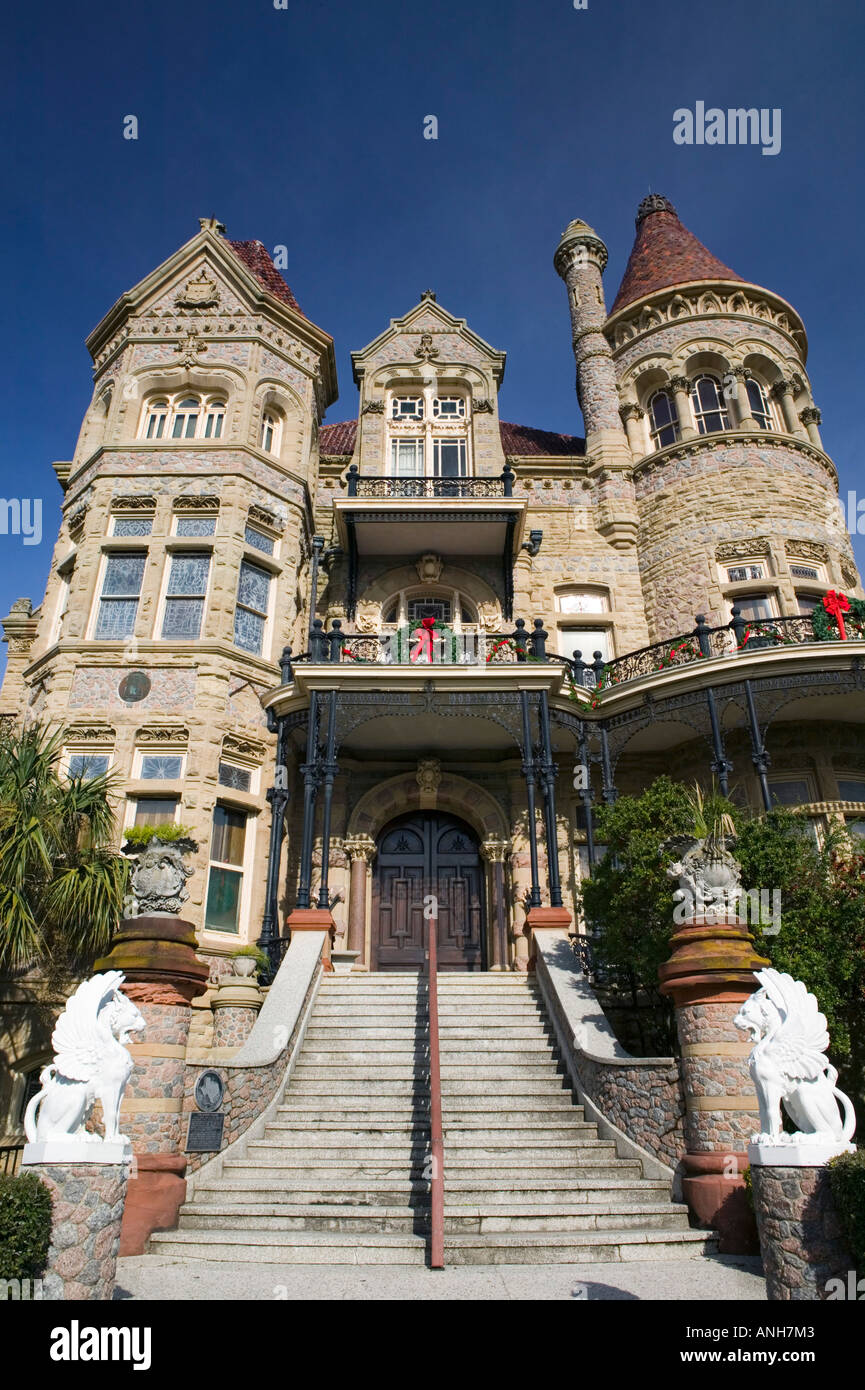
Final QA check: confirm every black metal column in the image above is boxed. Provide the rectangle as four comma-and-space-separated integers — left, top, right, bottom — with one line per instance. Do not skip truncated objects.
258, 709, 290, 976
307, 534, 325, 637
520, 690, 542, 908
317, 690, 339, 910
576, 723, 597, 867
744, 678, 772, 811
599, 722, 618, 806
537, 690, 563, 908
296, 691, 320, 910
705, 686, 732, 797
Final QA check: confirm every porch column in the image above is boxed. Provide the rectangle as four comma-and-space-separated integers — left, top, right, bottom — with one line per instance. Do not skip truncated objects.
480, 839, 510, 971
344, 834, 375, 968
519, 690, 542, 910
316, 690, 339, 910
296, 692, 320, 910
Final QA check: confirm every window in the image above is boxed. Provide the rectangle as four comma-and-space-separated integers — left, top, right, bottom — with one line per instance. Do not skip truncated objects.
260, 411, 281, 453
132, 796, 179, 827
746, 378, 774, 430
407, 597, 452, 624
175, 516, 216, 537
144, 400, 169, 439
391, 439, 424, 476
67, 753, 110, 779
796, 592, 824, 615
734, 593, 775, 621
244, 524, 275, 555
203, 399, 225, 439
113, 516, 153, 537
218, 761, 252, 792
649, 390, 680, 449
690, 375, 729, 434
392, 396, 424, 420
433, 397, 465, 419
234, 561, 271, 654
838, 778, 865, 801
846, 818, 865, 839
171, 397, 200, 439
432, 439, 467, 477
94, 551, 146, 639
768, 779, 812, 807
559, 627, 613, 662
790, 564, 821, 581
558, 591, 609, 615
139, 754, 184, 780
161, 552, 210, 639
727, 564, 764, 583
205, 805, 247, 933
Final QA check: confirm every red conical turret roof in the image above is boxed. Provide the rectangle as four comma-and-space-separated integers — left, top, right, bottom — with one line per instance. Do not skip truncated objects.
610, 195, 745, 316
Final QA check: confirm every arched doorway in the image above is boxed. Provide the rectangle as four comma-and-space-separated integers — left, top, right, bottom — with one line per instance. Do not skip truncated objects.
371, 812, 486, 971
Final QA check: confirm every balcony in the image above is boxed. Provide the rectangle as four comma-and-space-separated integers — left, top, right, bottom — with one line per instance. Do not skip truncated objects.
333, 465, 528, 619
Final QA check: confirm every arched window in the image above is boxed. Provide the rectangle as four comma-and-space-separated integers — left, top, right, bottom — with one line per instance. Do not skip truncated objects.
260, 411, 282, 454
144, 399, 169, 440
171, 397, 200, 439
746, 378, 774, 431
690, 375, 729, 434
203, 399, 226, 439
648, 390, 680, 449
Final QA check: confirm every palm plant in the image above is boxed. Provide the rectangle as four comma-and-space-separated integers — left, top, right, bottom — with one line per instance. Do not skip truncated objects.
0, 722, 128, 974
683, 781, 736, 850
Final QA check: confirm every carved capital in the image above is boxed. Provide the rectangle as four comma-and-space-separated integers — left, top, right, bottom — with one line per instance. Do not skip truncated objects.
800, 406, 822, 426
480, 838, 510, 864
669, 375, 691, 395
344, 834, 376, 864
619, 402, 644, 422
769, 378, 793, 401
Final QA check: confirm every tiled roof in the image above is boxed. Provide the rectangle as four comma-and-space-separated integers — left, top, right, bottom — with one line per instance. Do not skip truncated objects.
318, 419, 585, 459
320, 420, 358, 455
499, 421, 585, 457
610, 195, 745, 316
227, 240, 305, 316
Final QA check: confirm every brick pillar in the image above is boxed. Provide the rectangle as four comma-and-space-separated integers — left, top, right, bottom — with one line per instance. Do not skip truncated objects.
94, 915, 208, 1254
658, 915, 769, 1253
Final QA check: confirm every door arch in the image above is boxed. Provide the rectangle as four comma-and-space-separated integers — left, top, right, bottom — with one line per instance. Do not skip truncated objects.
371, 811, 486, 971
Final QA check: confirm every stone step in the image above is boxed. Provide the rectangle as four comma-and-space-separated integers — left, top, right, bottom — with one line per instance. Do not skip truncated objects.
275, 1114, 593, 1134
291, 1066, 563, 1080
442, 1230, 714, 1266
192, 1181, 430, 1205
263, 1123, 600, 1145
175, 1202, 689, 1236
191, 1178, 670, 1207
178, 1205, 428, 1233
440, 1180, 676, 1205
313, 1005, 544, 1017
223, 1161, 431, 1181
305, 1027, 552, 1041
149, 1229, 430, 1264
288, 1079, 571, 1096
280, 1099, 583, 1118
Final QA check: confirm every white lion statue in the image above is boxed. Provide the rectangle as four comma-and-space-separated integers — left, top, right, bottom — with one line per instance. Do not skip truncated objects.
733, 968, 856, 1146
24, 971, 145, 1145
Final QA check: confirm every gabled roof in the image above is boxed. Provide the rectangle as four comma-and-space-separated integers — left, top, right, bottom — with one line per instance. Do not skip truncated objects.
227, 240, 305, 317
610, 195, 745, 316
318, 419, 585, 459
350, 292, 507, 386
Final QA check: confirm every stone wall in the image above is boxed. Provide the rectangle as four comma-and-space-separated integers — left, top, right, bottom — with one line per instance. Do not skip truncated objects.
574, 1053, 686, 1171
752, 1164, 853, 1301
25, 1162, 127, 1301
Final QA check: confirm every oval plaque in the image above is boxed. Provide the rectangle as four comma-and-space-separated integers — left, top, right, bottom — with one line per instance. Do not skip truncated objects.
194, 1070, 225, 1113
118, 671, 151, 703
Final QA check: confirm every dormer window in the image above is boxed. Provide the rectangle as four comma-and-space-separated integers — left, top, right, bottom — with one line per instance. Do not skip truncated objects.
391, 396, 424, 421
260, 411, 282, 454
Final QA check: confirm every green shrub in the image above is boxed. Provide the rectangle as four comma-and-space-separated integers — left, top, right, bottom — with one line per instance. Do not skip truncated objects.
0, 1171, 53, 1279
122, 822, 193, 848
827, 1150, 865, 1274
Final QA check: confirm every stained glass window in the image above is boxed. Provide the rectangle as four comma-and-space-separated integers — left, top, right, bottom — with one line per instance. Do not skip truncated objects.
140, 754, 183, 780
95, 552, 146, 639
233, 561, 270, 654
176, 517, 216, 537
67, 753, 110, 779
161, 552, 210, 639
113, 517, 153, 537
244, 524, 274, 555
218, 761, 252, 792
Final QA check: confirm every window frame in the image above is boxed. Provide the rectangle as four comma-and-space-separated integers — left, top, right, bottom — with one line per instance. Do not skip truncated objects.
91, 548, 148, 641
648, 389, 680, 450
204, 802, 254, 936
159, 549, 212, 642
233, 558, 273, 657
139, 392, 228, 444
690, 374, 730, 434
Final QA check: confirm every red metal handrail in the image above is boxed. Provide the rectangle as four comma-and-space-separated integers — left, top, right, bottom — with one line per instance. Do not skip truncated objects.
427, 916, 445, 1269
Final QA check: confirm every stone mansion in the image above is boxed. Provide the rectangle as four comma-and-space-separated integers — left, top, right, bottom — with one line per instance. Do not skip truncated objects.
2, 194, 864, 1150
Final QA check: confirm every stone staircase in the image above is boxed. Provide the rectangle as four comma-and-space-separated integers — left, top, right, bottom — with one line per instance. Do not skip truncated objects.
150, 973, 711, 1265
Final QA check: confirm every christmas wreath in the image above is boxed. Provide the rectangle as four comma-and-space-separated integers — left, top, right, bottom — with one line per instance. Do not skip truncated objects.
810, 591, 865, 642
393, 616, 458, 664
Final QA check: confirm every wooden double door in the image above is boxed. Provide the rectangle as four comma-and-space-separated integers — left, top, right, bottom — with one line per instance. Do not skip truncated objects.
371, 812, 486, 971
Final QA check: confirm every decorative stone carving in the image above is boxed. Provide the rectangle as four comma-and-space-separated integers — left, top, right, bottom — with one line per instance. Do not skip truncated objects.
248, 503, 281, 532
361, 400, 385, 414
841, 561, 859, 590
716, 537, 772, 562
799, 407, 822, 426
476, 601, 500, 632
175, 270, 221, 309
135, 725, 188, 745
415, 553, 444, 583
173, 495, 220, 513
112, 495, 157, 513
665, 835, 741, 921
480, 838, 510, 863
416, 758, 442, 795
785, 539, 829, 563
734, 969, 857, 1156
344, 834, 376, 864
66, 724, 116, 745
355, 600, 381, 634
67, 505, 88, 535
23, 972, 145, 1145
222, 732, 265, 761
472, 398, 494, 413
174, 332, 209, 368
414, 333, 440, 362
126, 836, 196, 915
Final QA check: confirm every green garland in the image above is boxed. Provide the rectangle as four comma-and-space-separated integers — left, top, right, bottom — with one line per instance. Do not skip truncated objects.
394, 619, 458, 663
811, 594, 865, 642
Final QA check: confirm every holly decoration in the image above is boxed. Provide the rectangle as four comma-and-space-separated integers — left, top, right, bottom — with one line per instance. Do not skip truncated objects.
394, 616, 458, 664
653, 639, 706, 669
811, 592, 865, 643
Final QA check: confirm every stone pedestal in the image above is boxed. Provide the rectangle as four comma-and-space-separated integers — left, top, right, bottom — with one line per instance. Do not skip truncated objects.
751, 1157, 854, 1300
94, 915, 208, 1255
286, 907, 337, 971
525, 906, 573, 970
212, 973, 263, 1048
21, 1158, 128, 1300
658, 915, 769, 1252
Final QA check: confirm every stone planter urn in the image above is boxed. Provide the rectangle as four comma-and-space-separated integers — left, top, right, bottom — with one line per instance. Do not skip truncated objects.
232, 956, 257, 978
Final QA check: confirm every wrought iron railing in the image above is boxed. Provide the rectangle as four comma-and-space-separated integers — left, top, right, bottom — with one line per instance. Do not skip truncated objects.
0, 1143, 23, 1175
426, 919, 444, 1270
345, 463, 514, 499
276, 606, 862, 693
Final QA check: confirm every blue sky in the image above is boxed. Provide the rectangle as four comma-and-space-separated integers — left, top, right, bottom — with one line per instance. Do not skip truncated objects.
1, 0, 863, 676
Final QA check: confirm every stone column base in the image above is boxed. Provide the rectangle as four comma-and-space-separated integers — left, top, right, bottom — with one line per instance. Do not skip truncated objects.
525, 908, 573, 969
119, 1153, 187, 1256
681, 1152, 759, 1254
23, 1160, 128, 1300
752, 1162, 853, 1300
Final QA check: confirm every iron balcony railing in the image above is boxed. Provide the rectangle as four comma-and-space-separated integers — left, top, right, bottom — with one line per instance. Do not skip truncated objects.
277, 608, 863, 693
345, 463, 515, 499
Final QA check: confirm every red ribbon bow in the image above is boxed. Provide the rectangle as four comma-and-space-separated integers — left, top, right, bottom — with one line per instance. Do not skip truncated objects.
410, 616, 436, 663
823, 590, 850, 640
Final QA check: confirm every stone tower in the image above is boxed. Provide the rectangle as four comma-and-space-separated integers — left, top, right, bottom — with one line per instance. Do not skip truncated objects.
605, 194, 861, 639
